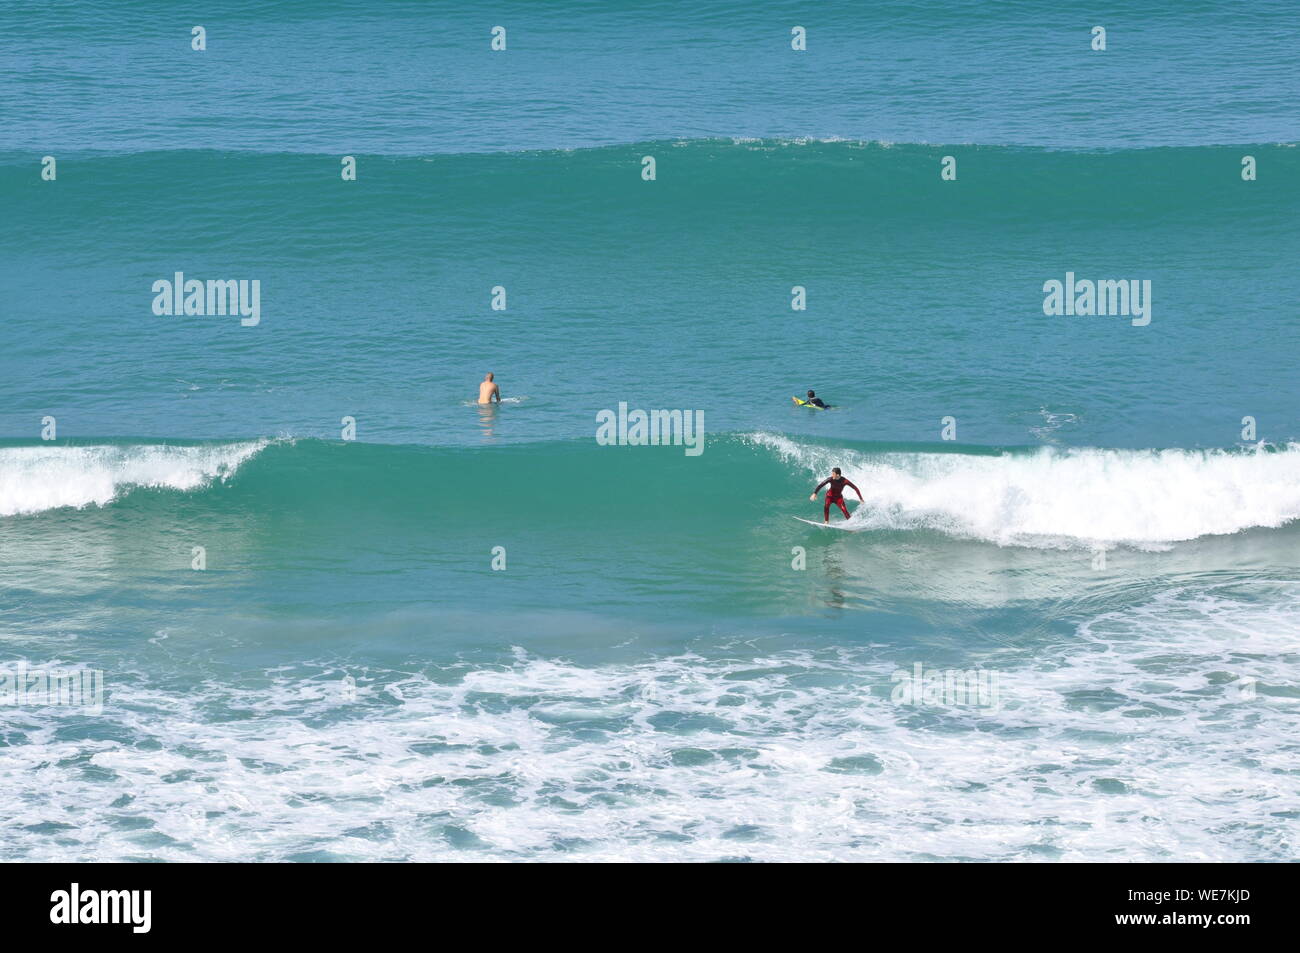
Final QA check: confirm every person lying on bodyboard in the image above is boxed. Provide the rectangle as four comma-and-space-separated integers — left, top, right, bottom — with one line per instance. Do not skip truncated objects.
792, 389, 830, 408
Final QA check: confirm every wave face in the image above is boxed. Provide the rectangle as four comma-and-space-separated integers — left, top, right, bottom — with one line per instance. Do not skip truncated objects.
6, 140, 1298, 227
2, 140, 1298, 448
6, 435, 1299, 550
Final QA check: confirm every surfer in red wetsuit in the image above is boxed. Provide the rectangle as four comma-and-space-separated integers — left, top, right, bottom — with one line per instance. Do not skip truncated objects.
810, 467, 863, 523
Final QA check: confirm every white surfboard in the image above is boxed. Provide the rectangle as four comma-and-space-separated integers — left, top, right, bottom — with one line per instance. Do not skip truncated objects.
793, 516, 852, 530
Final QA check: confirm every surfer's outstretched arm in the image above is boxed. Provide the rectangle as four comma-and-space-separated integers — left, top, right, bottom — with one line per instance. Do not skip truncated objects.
844, 478, 864, 501
810, 478, 830, 501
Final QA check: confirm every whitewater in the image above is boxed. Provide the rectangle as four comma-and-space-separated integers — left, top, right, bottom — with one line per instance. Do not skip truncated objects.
748, 434, 1300, 548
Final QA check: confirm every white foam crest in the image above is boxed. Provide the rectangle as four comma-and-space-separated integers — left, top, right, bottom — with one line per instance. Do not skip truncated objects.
747, 432, 1300, 548
0, 441, 269, 516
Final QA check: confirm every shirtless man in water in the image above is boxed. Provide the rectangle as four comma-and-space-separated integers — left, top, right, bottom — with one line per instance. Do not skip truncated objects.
810, 467, 864, 523
478, 372, 500, 404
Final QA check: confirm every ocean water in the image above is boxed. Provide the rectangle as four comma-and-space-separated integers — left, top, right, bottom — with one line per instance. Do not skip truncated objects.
1, 0, 1298, 862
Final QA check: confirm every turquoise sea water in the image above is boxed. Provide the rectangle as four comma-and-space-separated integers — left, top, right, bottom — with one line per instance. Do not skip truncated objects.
1, 1, 1298, 861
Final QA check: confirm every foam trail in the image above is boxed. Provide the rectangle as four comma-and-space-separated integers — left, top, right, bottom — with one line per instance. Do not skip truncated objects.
748, 433, 1300, 548
0, 441, 268, 516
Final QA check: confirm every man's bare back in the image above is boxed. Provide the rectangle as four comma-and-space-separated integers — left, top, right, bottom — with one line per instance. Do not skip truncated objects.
478, 372, 500, 404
